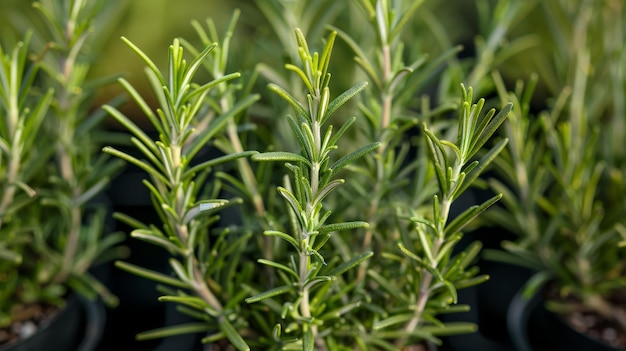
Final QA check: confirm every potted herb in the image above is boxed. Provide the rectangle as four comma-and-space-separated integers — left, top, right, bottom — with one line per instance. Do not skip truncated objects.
0, 0, 125, 348
484, 1, 626, 349
103, 0, 512, 349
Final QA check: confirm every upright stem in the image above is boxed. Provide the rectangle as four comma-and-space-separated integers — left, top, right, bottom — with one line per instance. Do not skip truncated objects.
404, 237, 444, 335
0, 81, 23, 228
358, 38, 392, 281
0, 143, 21, 229
173, 140, 223, 312
297, 95, 324, 345
58, 56, 81, 282
227, 120, 266, 218
403, 161, 461, 338
177, 222, 223, 312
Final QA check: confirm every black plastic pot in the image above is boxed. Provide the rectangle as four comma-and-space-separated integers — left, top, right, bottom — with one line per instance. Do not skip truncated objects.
99, 167, 176, 350
508, 287, 623, 351
439, 239, 533, 349
0, 295, 105, 351
150, 301, 209, 351
475, 259, 533, 342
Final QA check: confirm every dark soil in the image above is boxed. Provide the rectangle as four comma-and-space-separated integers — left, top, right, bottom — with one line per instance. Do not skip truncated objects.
0, 303, 60, 346
547, 287, 626, 350
563, 310, 626, 349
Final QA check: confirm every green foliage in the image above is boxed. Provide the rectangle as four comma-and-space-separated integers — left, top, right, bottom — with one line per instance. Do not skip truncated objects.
315, 1, 513, 347
246, 28, 376, 350
104, 0, 514, 350
104, 13, 259, 349
0, 0, 125, 332
0, 32, 51, 327
484, 0, 626, 336
10, 0, 626, 349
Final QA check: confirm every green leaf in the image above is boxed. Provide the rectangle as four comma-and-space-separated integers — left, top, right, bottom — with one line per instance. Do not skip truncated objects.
285, 63, 315, 95
398, 243, 446, 283
373, 313, 414, 330
245, 284, 293, 303
182, 199, 229, 224
330, 26, 381, 89
327, 251, 373, 276
327, 116, 356, 149
122, 36, 166, 88
331, 142, 381, 174
318, 221, 369, 235
252, 151, 311, 166
313, 179, 344, 206
169, 258, 190, 283
115, 78, 163, 137
456, 138, 509, 196
444, 280, 458, 304
264, 230, 300, 251
258, 259, 299, 280
268, 83, 309, 121
187, 72, 241, 104
319, 30, 337, 84
435, 233, 462, 263
521, 271, 551, 299
102, 146, 170, 186
220, 318, 250, 351
454, 275, 490, 290
277, 186, 305, 219
131, 229, 184, 255
421, 322, 478, 336
397, 242, 428, 266
175, 43, 218, 104
288, 115, 313, 160
186, 93, 260, 161
115, 261, 190, 289
318, 302, 361, 321
457, 241, 483, 271
303, 326, 314, 351
129, 137, 166, 175
158, 295, 210, 311
322, 81, 368, 125
185, 151, 258, 177
136, 323, 212, 340
483, 247, 543, 271
468, 102, 512, 158
113, 212, 147, 230
445, 194, 502, 236
103, 104, 158, 155
423, 125, 449, 194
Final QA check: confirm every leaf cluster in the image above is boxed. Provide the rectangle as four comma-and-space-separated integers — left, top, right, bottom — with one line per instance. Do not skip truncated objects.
483, 0, 626, 332
0, 0, 126, 330
246, 29, 378, 350
103, 25, 262, 348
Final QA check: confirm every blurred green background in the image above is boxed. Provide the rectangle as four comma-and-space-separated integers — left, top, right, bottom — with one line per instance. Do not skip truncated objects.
0, 0, 565, 124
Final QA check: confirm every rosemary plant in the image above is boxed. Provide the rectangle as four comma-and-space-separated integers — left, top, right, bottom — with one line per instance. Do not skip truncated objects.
0, 33, 52, 327
103, 31, 259, 348
485, 1, 626, 345
245, 29, 377, 350
34, 0, 125, 304
0, 0, 124, 336
102, 1, 514, 350
317, 0, 513, 348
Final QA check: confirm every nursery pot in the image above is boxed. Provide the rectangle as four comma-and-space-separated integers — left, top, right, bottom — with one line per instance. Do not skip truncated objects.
475, 260, 533, 342
0, 295, 105, 351
507, 286, 624, 351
